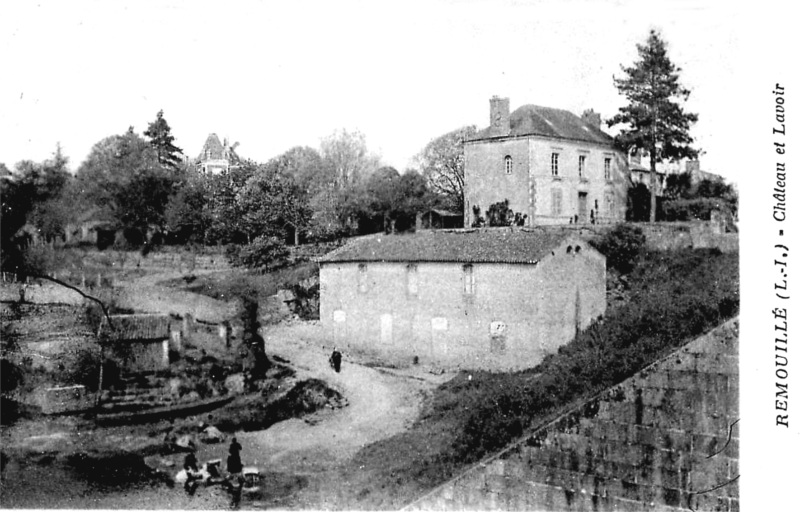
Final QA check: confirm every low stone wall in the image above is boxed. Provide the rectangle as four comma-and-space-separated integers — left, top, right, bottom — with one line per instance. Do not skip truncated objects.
0, 282, 86, 305
406, 318, 739, 511
634, 222, 738, 253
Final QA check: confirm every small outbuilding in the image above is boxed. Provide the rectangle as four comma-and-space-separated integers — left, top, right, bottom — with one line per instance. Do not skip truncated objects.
98, 314, 175, 372
319, 228, 606, 371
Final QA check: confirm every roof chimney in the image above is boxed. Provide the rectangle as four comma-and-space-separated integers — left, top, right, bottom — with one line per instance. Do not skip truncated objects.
581, 109, 602, 129
489, 96, 510, 136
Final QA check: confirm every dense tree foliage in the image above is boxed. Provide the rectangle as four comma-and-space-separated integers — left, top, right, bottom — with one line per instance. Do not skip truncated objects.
75, 128, 178, 237
237, 160, 312, 245
164, 169, 210, 244
352, 167, 431, 233
311, 129, 381, 238
143, 110, 184, 170
0, 146, 72, 272
609, 30, 698, 222
415, 125, 476, 212
661, 176, 738, 223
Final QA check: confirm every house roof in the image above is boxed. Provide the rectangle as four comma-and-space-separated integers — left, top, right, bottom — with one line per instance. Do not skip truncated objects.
197, 133, 225, 161
470, 105, 614, 146
319, 229, 586, 265
427, 208, 462, 217
98, 314, 172, 341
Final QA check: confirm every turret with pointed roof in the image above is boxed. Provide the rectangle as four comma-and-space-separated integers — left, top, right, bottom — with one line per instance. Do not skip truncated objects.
196, 133, 242, 174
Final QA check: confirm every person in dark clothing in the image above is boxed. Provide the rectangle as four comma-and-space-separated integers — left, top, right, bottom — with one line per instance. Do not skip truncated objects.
229, 437, 242, 456
224, 476, 245, 510
329, 348, 342, 373
183, 452, 198, 472
227, 437, 243, 475
183, 452, 200, 495
227, 451, 243, 475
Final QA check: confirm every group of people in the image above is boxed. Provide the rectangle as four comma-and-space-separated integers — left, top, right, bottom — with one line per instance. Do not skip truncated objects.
182, 437, 246, 509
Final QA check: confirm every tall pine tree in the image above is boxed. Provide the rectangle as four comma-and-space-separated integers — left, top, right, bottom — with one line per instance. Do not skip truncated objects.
144, 110, 184, 170
608, 30, 698, 222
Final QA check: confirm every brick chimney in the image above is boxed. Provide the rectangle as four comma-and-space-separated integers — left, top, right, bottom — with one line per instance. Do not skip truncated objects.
581, 109, 602, 129
489, 96, 510, 136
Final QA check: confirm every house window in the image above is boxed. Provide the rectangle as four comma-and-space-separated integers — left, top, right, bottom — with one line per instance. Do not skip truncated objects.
604, 158, 612, 181
406, 264, 418, 296
551, 153, 560, 176
551, 188, 563, 216
358, 263, 367, 293
504, 155, 513, 174
578, 155, 586, 179
463, 264, 475, 295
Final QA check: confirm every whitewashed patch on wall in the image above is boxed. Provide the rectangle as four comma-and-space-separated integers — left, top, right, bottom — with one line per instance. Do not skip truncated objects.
333, 310, 346, 323
490, 321, 507, 336
380, 313, 393, 344
431, 317, 448, 331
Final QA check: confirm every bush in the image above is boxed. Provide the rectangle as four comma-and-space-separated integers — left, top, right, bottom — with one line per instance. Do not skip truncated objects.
226, 236, 290, 271
486, 200, 514, 227
63, 345, 103, 391
661, 198, 733, 222
592, 223, 646, 274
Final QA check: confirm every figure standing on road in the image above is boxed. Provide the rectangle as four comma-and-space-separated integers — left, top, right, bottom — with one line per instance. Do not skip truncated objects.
227, 437, 243, 475
183, 452, 201, 495
329, 347, 342, 373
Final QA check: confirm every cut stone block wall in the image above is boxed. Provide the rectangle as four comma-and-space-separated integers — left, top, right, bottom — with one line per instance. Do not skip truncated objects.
407, 318, 739, 511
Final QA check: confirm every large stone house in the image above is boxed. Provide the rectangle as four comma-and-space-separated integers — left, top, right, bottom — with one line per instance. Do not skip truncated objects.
319, 229, 606, 370
196, 133, 241, 174
464, 97, 629, 227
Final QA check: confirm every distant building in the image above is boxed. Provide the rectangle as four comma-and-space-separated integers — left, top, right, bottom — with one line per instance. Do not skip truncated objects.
417, 209, 463, 230
627, 151, 724, 193
628, 150, 667, 195
464, 97, 629, 227
196, 133, 242, 174
98, 314, 178, 372
319, 229, 606, 371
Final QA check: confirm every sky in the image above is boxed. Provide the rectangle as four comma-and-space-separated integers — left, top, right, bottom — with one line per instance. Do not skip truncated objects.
0, 0, 753, 184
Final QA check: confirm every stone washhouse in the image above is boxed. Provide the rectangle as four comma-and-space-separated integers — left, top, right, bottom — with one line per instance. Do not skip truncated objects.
319, 229, 606, 371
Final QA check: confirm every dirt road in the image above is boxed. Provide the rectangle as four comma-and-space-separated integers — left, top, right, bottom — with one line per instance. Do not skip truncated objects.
243, 322, 450, 475
116, 270, 451, 476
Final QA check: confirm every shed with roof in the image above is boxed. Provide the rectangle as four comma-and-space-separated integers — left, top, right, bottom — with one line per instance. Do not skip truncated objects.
464, 97, 629, 227
98, 314, 177, 372
318, 229, 606, 370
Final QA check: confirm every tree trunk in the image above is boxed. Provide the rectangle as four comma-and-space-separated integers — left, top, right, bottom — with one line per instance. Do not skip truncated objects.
649, 161, 657, 223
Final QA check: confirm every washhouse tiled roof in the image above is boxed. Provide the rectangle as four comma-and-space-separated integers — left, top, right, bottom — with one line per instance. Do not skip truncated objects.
471, 105, 614, 146
319, 229, 582, 265
98, 314, 172, 341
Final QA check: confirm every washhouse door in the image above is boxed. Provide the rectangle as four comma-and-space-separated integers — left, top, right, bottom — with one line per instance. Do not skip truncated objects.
380, 313, 393, 345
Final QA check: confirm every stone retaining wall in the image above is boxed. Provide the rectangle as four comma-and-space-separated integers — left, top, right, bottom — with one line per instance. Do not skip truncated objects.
407, 318, 739, 511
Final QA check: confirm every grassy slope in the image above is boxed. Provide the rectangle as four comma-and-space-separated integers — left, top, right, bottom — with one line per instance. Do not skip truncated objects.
298, 248, 739, 510
166, 262, 318, 304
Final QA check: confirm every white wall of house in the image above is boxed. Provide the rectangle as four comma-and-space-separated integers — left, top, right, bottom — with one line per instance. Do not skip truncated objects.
464, 136, 628, 227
